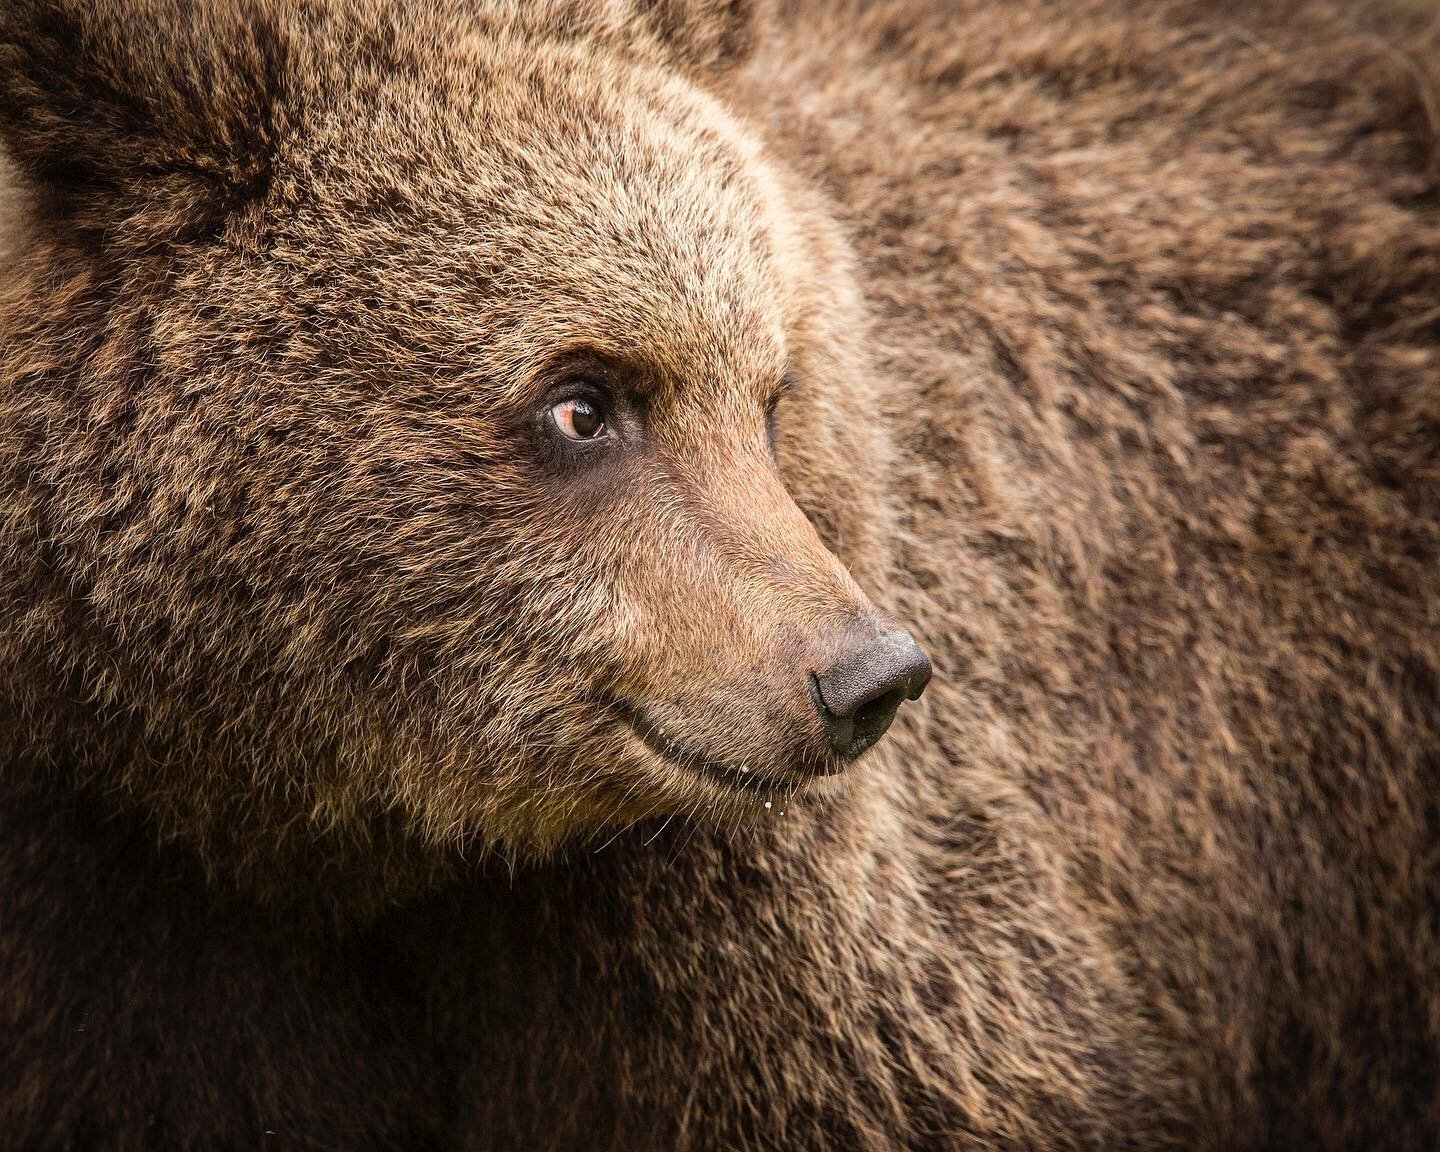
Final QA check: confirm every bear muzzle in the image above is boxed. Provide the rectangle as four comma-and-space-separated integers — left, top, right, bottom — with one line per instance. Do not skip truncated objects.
612, 622, 931, 786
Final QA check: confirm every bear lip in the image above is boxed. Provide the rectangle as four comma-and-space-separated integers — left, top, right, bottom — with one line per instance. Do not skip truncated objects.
607, 699, 846, 789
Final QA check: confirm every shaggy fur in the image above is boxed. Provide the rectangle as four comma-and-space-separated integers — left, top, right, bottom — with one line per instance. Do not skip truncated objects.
2, 0, 1439, 1147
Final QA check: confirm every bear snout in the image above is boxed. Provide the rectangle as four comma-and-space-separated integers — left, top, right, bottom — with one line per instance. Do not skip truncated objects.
613, 619, 930, 787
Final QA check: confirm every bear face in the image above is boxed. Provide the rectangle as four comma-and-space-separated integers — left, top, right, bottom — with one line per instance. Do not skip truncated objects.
0, 0, 922, 868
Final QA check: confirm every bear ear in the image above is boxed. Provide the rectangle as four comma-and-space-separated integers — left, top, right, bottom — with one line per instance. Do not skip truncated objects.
625, 0, 762, 76
0, 0, 288, 247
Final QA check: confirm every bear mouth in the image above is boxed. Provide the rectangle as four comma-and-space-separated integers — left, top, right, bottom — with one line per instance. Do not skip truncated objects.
609, 700, 839, 790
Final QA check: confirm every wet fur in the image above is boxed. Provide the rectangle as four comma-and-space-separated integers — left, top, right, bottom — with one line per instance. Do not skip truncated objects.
2, 0, 1439, 1148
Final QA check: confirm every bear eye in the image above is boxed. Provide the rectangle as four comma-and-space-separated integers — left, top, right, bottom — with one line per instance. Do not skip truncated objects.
550, 396, 607, 441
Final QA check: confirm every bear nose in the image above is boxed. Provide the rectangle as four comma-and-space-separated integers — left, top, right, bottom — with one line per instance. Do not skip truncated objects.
811, 629, 932, 759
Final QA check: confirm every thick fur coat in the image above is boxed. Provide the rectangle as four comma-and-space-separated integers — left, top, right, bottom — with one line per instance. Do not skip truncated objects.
2, 0, 1439, 1148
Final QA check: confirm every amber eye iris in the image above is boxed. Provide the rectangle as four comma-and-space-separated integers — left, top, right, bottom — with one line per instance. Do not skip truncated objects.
551, 397, 606, 441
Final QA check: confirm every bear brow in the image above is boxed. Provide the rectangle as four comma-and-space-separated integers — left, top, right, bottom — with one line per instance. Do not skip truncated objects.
533, 345, 665, 400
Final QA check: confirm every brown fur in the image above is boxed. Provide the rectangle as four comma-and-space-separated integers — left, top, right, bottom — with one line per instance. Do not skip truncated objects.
1, 0, 1438, 1147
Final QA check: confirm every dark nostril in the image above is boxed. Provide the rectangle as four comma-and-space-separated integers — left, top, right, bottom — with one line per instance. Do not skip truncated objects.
811, 629, 932, 759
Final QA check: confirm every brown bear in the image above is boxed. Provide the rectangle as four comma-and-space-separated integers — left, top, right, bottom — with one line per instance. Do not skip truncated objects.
2, 0, 1439, 1147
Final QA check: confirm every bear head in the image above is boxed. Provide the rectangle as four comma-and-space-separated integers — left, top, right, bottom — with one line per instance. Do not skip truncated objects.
0, 0, 925, 881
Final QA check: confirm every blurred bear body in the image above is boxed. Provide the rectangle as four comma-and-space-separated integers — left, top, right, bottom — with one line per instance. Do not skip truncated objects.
2, 1, 1439, 1148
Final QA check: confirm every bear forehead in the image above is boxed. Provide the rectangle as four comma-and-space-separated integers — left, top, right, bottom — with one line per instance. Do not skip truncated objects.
231, 35, 791, 398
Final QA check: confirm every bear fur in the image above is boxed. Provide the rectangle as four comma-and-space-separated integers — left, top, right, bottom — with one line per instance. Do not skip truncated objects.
2, 0, 1439, 1148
